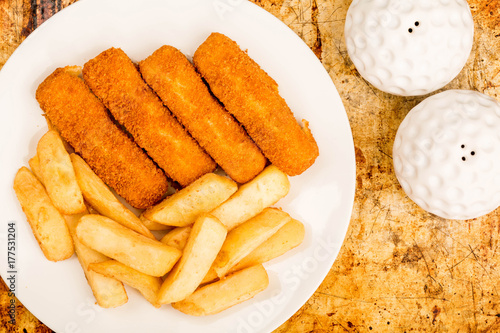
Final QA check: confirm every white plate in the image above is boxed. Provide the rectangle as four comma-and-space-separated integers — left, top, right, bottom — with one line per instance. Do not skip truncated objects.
0, 0, 355, 332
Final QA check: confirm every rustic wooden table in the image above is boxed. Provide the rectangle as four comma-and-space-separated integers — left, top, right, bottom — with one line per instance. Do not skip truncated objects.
1, 0, 500, 332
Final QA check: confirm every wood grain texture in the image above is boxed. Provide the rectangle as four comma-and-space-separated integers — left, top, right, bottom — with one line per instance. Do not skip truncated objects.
1, 0, 500, 332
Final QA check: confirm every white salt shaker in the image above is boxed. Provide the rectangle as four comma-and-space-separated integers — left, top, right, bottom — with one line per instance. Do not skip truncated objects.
393, 90, 500, 220
344, 0, 474, 96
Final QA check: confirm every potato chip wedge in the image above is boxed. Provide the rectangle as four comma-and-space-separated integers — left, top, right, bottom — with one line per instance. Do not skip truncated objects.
201, 218, 304, 285
37, 130, 85, 214
200, 267, 218, 285
157, 215, 226, 304
160, 226, 192, 250
89, 260, 161, 308
210, 165, 289, 230
140, 215, 172, 231
65, 212, 128, 308
172, 264, 269, 316
13, 167, 74, 261
142, 173, 237, 227
232, 218, 304, 271
29, 153, 123, 305
211, 207, 290, 278
76, 214, 181, 276
28, 154, 43, 182
70, 153, 154, 239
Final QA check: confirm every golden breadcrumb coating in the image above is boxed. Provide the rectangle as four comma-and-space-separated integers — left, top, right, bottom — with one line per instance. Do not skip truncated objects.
82, 48, 216, 186
139, 45, 267, 183
35, 66, 168, 209
193, 33, 319, 176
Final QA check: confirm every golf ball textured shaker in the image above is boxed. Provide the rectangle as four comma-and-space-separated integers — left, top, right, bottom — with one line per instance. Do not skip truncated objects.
345, 0, 474, 96
393, 90, 500, 220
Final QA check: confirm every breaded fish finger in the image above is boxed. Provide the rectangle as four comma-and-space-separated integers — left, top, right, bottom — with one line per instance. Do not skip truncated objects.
193, 33, 319, 176
82, 48, 216, 186
35, 66, 168, 209
139, 45, 267, 184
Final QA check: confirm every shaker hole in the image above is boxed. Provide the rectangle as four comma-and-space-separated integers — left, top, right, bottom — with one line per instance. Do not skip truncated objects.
471, 151, 475, 156
415, 21, 420, 26
462, 157, 466, 161
408, 28, 413, 33
461, 144, 465, 148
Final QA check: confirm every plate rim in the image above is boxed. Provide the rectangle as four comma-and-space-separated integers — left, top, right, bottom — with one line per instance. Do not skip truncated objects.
0, 0, 356, 332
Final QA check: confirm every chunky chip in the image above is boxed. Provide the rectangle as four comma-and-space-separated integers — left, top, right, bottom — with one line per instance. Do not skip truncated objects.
37, 130, 86, 214
89, 259, 161, 308
65, 212, 128, 308
76, 214, 181, 277
71, 153, 154, 239
13, 167, 74, 261
201, 218, 305, 284
211, 207, 290, 278
210, 165, 290, 230
160, 226, 193, 250
142, 173, 237, 227
172, 264, 269, 316
157, 215, 227, 304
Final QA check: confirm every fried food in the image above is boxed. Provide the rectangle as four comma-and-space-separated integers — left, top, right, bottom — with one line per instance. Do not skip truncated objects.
82, 47, 216, 186
142, 173, 237, 227
35, 66, 168, 209
157, 214, 227, 305
22, 36, 313, 315
140, 215, 172, 231
88, 260, 162, 308
65, 212, 128, 308
37, 130, 86, 215
232, 218, 305, 271
139, 45, 267, 183
13, 167, 74, 261
172, 264, 269, 316
211, 208, 290, 278
70, 153, 155, 239
160, 226, 192, 250
32, 151, 127, 306
76, 215, 182, 277
201, 218, 304, 284
193, 32, 319, 176
210, 165, 290, 230
28, 154, 42, 182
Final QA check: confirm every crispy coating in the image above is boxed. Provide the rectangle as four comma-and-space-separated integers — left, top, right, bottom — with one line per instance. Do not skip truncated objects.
139, 45, 267, 184
193, 33, 319, 176
35, 66, 168, 209
82, 48, 216, 186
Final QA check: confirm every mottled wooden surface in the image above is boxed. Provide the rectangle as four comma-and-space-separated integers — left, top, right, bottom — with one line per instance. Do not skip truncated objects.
1, 0, 500, 332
